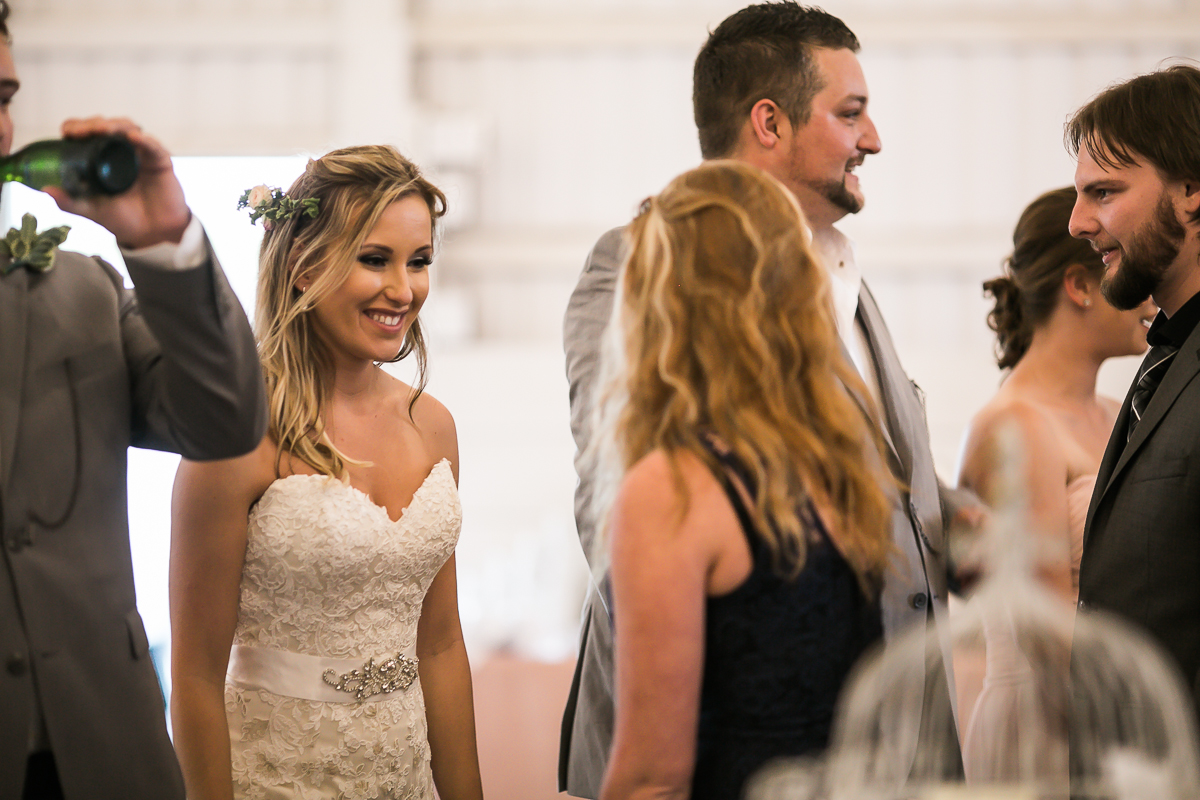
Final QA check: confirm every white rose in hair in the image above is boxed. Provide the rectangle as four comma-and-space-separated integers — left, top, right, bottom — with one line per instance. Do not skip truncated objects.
247, 185, 274, 209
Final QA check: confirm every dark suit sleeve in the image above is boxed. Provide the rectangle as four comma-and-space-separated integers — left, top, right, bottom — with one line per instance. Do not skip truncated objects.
564, 226, 626, 568
113, 234, 266, 460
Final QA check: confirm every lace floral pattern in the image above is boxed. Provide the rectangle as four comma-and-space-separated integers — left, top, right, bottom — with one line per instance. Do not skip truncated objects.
225, 460, 460, 799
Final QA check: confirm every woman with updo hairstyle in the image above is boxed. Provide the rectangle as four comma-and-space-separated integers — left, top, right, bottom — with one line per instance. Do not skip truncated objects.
169, 146, 483, 800
594, 161, 894, 800
955, 187, 1154, 783
958, 186, 1155, 598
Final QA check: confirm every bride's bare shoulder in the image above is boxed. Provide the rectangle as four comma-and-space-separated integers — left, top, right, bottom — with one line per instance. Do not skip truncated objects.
385, 378, 457, 474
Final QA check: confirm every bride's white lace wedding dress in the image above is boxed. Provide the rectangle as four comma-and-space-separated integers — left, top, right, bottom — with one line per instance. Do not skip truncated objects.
223, 459, 460, 800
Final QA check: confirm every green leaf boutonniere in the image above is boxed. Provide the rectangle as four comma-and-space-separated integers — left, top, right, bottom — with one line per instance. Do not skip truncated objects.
0, 213, 71, 275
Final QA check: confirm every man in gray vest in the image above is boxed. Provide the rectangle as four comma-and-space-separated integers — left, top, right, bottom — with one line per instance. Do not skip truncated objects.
561, 3, 967, 795
0, 5, 267, 797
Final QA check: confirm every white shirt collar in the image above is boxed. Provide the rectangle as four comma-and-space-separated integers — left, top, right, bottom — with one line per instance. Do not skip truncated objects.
812, 225, 861, 341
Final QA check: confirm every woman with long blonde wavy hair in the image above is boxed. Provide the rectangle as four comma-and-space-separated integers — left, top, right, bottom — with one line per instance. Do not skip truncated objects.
597, 161, 893, 800
168, 146, 483, 800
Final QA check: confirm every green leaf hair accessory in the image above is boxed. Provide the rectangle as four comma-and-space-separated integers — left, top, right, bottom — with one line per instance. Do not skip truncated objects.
237, 184, 319, 231
0, 213, 71, 274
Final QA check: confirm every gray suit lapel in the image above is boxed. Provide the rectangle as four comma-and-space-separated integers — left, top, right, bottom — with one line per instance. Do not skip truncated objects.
856, 283, 913, 481
0, 261, 29, 487
836, 332, 902, 476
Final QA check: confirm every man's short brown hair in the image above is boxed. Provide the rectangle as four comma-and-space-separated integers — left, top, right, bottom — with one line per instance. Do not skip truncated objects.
693, 2, 859, 160
1066, 63, 1200, 221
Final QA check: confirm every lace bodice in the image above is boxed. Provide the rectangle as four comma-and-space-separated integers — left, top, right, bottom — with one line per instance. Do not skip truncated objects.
225, 459, 460, 800
233, 459, 460, 658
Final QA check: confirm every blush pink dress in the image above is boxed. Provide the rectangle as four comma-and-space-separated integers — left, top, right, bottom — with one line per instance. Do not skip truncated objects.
960, 473, 1094, 785
1065, 474, 1095, 594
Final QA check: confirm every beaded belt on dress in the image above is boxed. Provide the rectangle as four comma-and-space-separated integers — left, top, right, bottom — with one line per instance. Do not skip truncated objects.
226, 644, 419, 703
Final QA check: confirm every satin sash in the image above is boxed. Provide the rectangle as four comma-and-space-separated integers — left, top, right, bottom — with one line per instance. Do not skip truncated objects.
226, 644, 418, 704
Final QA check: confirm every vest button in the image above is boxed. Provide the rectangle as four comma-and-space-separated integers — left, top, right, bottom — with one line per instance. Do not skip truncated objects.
909, 592, 928, 610
5, 652, 27, 676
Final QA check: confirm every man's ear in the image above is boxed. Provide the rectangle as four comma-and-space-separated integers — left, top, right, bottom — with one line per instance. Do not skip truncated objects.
747, 98, 789, 149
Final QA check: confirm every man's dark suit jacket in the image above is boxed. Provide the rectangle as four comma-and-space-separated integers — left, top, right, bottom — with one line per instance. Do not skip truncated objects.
0, 240, 266, 800
1080, 312, 1200, 717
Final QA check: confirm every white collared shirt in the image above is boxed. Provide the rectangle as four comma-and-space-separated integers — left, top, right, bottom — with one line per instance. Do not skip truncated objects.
812, 226, 882, 407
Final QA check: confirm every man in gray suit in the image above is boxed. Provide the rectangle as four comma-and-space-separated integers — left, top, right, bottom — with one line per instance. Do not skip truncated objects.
1069, 65, 1200, 719
0, 5, 267, 798
561, 3, 963, 796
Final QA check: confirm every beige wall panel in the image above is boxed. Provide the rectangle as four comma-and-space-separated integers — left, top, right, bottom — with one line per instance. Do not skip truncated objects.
7, 0, 1200, 496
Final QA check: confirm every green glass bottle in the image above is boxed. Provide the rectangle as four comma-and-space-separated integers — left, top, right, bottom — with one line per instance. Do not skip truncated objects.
0, 135, 139, 197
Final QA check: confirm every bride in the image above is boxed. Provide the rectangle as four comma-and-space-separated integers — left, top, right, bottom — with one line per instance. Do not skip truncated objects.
168, 146, 483, 800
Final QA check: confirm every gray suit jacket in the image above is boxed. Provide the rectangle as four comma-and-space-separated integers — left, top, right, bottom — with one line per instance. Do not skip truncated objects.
0, 241, 266, 800
1079, 317, 1200, 718
559, 226, 957, 797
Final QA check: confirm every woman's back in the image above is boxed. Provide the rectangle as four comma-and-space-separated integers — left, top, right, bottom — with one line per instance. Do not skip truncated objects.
692, 447, 882, 799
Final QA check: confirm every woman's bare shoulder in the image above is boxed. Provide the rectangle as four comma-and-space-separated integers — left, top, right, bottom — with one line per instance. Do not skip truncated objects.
622, 448, 718, 498
966, 393, 1059, 448
958, 393, 1065, 489
408, 387, 454, 432
614, 448, 749, 594
384, 379, 458, 474
617, 449, 732, 539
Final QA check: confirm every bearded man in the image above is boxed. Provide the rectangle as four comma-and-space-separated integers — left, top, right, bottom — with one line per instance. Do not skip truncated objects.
1068, 64, 1200, 720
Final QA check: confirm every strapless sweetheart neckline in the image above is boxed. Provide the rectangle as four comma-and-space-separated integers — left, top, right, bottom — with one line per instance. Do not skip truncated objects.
258, 457, 452, 525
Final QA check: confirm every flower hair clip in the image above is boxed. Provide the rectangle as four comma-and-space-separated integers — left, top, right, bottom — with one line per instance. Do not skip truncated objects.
238, 184, 319, 231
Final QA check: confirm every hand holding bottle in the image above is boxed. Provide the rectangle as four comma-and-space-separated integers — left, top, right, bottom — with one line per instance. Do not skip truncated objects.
42, 117, 191, 250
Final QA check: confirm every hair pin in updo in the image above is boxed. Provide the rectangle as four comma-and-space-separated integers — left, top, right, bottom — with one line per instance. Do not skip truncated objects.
237, 184, 320, 231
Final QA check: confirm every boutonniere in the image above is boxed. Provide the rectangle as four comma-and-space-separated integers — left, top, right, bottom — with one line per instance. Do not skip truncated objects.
0, 213, 71, 275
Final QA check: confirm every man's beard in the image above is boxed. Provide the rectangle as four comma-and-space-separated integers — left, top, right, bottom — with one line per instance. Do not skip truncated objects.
803, 173, 863, 216
1102, 192, 1186, 310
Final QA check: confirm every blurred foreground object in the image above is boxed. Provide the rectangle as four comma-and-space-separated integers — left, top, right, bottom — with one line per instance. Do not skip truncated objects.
748, 427, 1200, 799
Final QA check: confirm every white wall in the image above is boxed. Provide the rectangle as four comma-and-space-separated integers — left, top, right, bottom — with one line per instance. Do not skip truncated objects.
8, 0, 1200, 663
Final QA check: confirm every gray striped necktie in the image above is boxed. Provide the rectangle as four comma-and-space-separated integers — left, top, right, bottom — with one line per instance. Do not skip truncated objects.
1128, 343, 1179, 441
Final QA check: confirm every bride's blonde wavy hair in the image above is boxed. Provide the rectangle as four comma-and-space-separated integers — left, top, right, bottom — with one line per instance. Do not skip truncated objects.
590, 160, 893, 585
255, 145, 446, 479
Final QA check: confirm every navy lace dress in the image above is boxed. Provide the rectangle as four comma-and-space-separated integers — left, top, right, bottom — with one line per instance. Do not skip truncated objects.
691, 447, 882, 800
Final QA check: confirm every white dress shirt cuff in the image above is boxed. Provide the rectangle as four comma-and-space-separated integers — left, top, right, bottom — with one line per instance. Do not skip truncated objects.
118, 213, 206, 270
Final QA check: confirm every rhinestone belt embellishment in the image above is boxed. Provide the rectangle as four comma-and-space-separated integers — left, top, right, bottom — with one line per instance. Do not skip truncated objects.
322, 653, 419, 701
